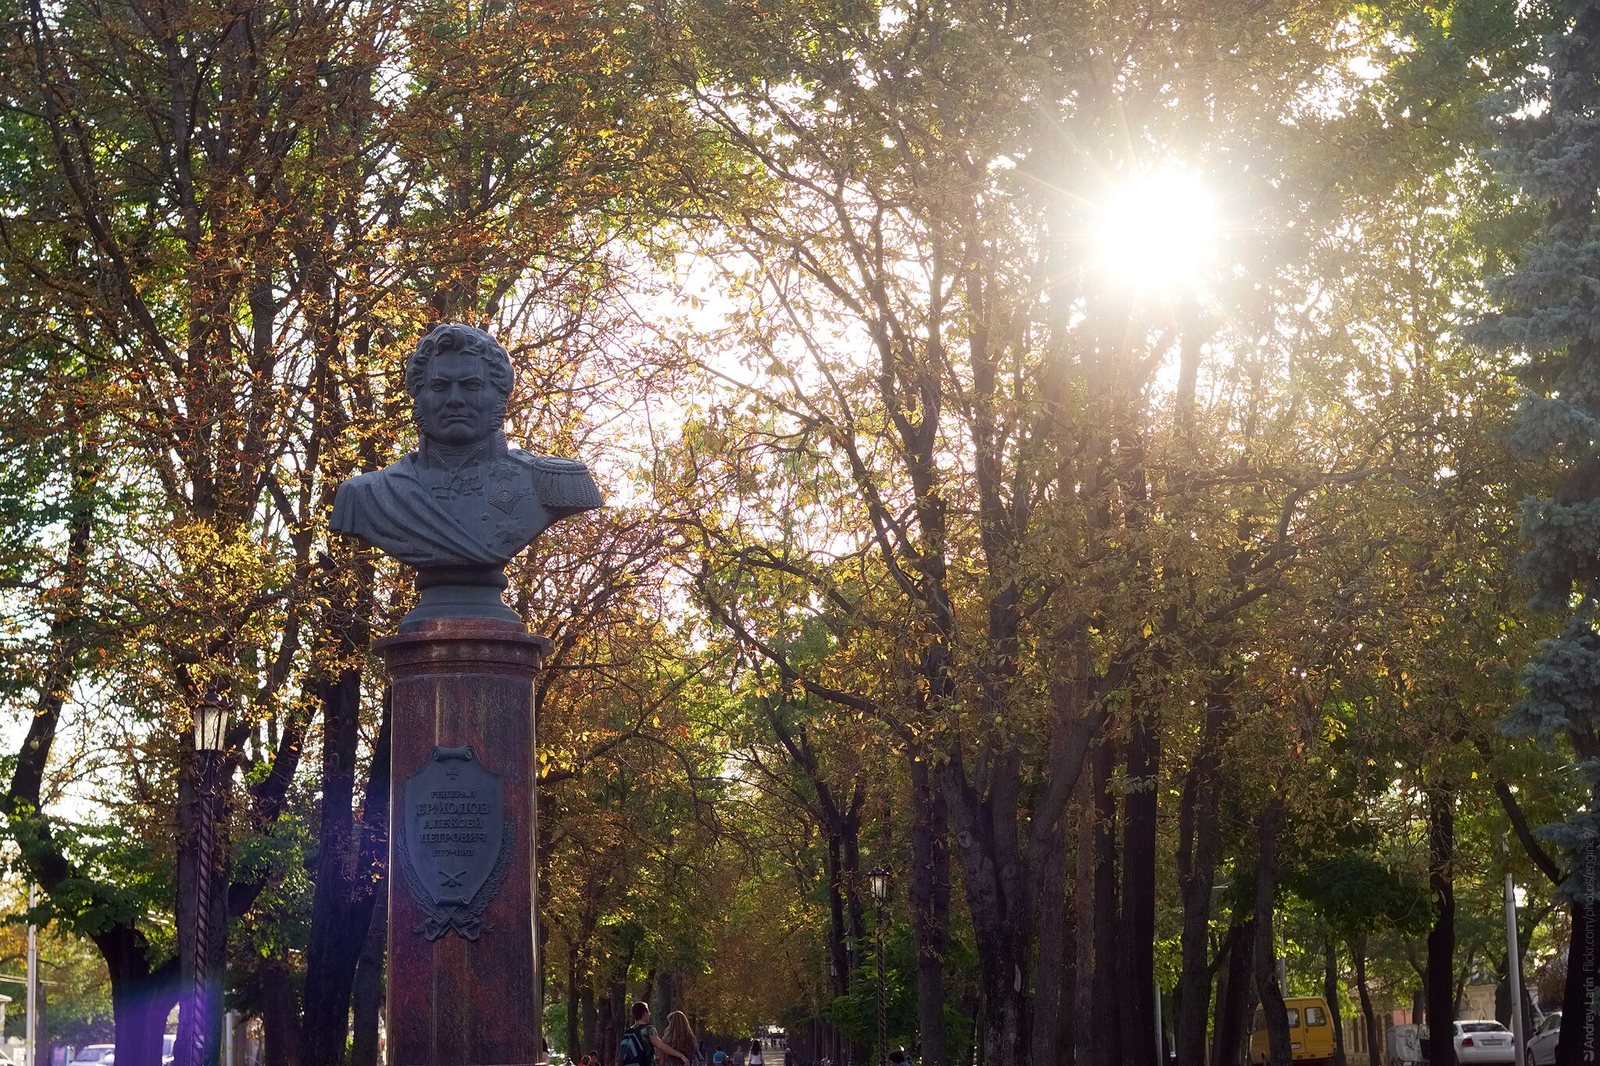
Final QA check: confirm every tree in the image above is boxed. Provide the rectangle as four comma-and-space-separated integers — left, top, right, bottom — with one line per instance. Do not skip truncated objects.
1478, 3, 1600, 1064
0, 0, 720, 1059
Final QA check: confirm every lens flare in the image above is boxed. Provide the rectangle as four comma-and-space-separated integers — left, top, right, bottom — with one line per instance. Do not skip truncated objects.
1087, 169, 1220, 296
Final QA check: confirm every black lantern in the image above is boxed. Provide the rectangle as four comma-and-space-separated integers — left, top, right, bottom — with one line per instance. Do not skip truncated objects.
867, 867, 891, 904
194, 703, 228, 752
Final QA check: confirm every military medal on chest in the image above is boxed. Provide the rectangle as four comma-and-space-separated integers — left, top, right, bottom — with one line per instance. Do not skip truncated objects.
489, 461, 532, 514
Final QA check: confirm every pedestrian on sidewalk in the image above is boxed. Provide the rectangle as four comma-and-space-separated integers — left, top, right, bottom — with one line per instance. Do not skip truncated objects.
663, 1012, 702, 1066
621, 1002, 690, 1066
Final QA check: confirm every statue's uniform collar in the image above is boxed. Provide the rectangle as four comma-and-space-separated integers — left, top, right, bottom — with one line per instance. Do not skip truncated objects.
417, 433, 509, 473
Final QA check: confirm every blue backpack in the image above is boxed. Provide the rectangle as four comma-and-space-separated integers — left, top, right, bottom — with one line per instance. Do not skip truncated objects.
621, 1023, 655, 1066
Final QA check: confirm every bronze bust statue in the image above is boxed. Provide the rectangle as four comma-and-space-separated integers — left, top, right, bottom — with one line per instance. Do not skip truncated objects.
332, 323, 601, 627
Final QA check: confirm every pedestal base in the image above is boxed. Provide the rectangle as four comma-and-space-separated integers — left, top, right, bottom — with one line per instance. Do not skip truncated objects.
377, 618, 550, 1066
402, 567, 520, 631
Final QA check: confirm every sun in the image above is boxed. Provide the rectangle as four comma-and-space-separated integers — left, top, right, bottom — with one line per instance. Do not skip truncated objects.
1086, 168, 1221, 296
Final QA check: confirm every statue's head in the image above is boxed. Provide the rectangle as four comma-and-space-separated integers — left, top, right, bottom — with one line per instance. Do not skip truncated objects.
405, 323, 516, 448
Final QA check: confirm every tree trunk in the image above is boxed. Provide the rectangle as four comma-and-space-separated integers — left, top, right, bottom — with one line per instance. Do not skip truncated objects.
581, 982, 597, 1060
1354, 933, 1380, 1066
568, 946, 582, 1063
300, 647, 387, 1065
971, 991, 984, 1066
1176, 680, 1234, 1066
1122, 710, 1160, 1066
540, 919, 552, 1038
260, 948, 301, 1066
1556, 891, 1598, 1066
1427, 784, 1457, 1066
1253, 798, 1292, 1066
940, 757, 1029, 1066
658, 970, 675, 1018
825, 835, 856, 1066
940, 686, 1099, 1066
601, 979, 625, 1066
1453, 942, 1478, 1021
350, 886, 387, 1066
1029, 794, 1070, 1066
908, 757, 950, 1066
102, 929, 178, 1066
972, 934, 1025, 1066
1093, 736, 1124, 1066
1061, 870, 1078, 1066
1073, 781, 1096, 1066
1213, 914, 1256, 1066
300, 664, 365, 1058
1324, 931, 1347, 1066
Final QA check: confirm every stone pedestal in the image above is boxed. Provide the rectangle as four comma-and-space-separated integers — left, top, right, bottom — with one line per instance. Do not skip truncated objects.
376, 618, 550, 1066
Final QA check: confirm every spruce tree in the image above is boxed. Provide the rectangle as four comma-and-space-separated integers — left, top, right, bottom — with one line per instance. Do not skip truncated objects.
1481, 3, 1600, 1063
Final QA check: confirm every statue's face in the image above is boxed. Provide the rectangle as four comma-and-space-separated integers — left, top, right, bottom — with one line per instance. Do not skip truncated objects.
418, 352, 501, 447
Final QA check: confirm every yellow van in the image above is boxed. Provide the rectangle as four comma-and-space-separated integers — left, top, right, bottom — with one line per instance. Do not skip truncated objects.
1251, 996, 1337, 1066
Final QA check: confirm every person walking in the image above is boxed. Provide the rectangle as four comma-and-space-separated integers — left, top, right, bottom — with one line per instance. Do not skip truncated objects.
621, 1002, 690, 1066
748, 1039, 765, 1066
663, 1012, 702, 1066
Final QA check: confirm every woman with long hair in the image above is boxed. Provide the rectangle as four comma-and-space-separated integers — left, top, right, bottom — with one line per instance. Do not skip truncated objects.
663, 1011, 701, 1066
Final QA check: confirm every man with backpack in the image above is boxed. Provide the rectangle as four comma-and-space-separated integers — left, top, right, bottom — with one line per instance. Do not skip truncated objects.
620, 1002, 690, 1066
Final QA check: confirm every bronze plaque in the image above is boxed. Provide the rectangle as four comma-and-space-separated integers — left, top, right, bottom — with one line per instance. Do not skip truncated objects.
397, 745, 512, 941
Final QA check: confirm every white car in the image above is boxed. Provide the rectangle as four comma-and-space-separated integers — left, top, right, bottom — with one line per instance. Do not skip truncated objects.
1529, 1012, 1562, 1066
1455, 1020, 1516, 1064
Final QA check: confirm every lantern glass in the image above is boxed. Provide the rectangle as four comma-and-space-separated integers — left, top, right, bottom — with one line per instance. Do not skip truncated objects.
195, 704, 228, 752
867, 867, 890, 903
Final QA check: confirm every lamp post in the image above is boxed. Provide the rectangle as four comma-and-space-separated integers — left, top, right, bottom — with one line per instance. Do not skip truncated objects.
26, 882, 36, 1065
826, 954, 840, 1066
180, 703, 227, 1066
867, 868, 890, 1066
1502, 838, 1527, 1066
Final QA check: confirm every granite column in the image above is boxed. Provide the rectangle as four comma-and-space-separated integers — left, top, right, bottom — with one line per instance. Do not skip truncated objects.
377, 618, 549, 1066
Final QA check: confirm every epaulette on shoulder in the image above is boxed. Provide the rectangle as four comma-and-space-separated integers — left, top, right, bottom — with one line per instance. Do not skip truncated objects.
525, 453, 602, 510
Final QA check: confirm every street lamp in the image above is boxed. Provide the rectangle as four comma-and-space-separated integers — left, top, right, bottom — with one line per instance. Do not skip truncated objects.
195, 703, 227, 752
180, 704, 228, 1066
867, 869, 890, 1066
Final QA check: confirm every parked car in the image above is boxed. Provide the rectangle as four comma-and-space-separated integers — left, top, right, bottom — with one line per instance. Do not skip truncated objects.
1249, 996, 1337, 1065
1455, 1020, 1516, 1064
70, 1048, 116, 1064
1529, 1012, 1562, 1066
